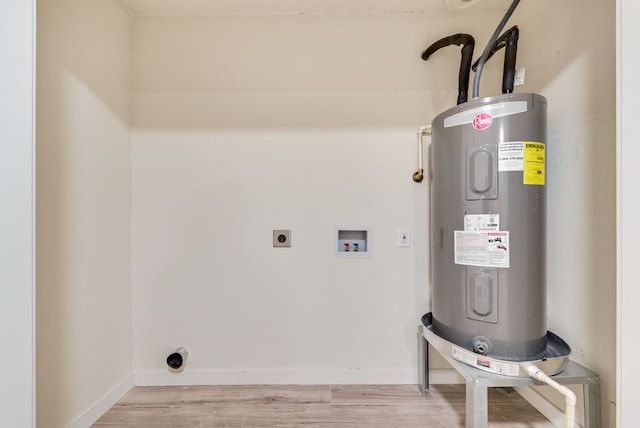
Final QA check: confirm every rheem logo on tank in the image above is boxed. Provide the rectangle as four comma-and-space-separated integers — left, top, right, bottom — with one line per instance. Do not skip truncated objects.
472, 112, 493, 130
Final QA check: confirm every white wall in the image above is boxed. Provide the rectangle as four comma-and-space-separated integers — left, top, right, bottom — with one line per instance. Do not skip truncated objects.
36, 1, 133, 426
130, 11, 506, 384
618, 1, 640, 427
0, 0, 35, 426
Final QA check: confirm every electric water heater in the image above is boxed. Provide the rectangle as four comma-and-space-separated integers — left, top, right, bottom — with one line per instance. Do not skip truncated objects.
430, 92, 547, 361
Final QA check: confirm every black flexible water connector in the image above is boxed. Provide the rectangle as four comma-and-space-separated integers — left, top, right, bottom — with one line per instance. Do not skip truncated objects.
502, 26, 519, 94
471, 26, 517, 71
422, 34, 475, 105
472, 0, 522, 99
471, 26, 520, 94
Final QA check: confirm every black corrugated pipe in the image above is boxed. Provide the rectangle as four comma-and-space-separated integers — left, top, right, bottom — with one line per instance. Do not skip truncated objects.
422, 34, 475, 105
471, 26, 520, 94
472, 0, 521, 99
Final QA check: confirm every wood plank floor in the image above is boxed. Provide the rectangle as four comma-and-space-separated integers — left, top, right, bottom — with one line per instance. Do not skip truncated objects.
93, 384, 554, 427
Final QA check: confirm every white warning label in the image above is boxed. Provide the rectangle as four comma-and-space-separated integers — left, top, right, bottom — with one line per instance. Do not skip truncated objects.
452, 346, 520, 376
464, 214, 500, 231
454, 231, 510, 268
498, 141, 524, 171
452, 346, 477, 366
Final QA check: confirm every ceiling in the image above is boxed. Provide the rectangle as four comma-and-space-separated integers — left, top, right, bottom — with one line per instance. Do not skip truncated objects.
118, 0, 510, 16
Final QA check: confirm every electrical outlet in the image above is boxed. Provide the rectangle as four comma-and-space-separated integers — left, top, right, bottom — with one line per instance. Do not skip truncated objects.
398, 228, 411, 247
273, 229, 291, 247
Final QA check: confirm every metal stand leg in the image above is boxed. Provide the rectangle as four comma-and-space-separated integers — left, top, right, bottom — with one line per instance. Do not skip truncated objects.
466, 378, 489, 428
418, 328, 429, 395
583, 379, 601, 428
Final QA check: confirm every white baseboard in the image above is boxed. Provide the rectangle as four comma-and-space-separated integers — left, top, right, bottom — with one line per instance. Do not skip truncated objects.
69, 374, 134, 428
133, 367, 463, 387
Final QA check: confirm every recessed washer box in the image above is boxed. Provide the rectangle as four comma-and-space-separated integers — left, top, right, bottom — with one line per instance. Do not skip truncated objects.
335, 227, 371, 258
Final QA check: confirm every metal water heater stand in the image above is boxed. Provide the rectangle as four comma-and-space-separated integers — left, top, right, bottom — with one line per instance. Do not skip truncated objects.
417, 313, 601, 428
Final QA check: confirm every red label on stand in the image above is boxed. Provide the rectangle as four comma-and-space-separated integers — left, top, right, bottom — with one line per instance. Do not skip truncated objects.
477, 357, 491, 368
472, 112, 493, 130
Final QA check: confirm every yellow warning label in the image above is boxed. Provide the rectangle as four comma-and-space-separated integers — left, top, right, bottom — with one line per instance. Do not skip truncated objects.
523, 142, 545, 185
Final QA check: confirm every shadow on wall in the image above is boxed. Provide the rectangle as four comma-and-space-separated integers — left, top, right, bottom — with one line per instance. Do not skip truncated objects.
36, 0, 132, 427
129, 11, 521, 130
37, 1, 131, 123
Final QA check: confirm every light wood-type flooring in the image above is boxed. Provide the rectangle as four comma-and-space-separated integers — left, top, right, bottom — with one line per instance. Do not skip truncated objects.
93, 384, 554, 427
